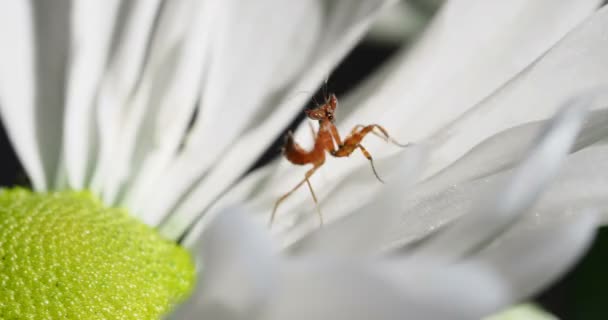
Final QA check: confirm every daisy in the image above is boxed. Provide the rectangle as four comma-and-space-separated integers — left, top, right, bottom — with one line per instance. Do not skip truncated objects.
0, 0, 607, 319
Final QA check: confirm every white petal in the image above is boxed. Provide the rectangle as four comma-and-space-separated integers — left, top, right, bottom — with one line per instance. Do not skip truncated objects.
180, 163, 277, 247
0, 1, 71, 190
158, 0, 395, 240
90, 0, 162, 200
187, 0, 323, 160
0, 2, 43, 189
421, 4, 608, 179
105, 0, 212, 213
62, 0, 121, 189
407, 102, 587, 261
341, 0, 600, 136
420, 108, 608, 195
172, 207, 278, 319
521, 145, 608, 225
255, 0, 603, 228
28, 1, 70, 189
262, 260, 507, 320
343, 0, 601, 136
474, 211, 597, 302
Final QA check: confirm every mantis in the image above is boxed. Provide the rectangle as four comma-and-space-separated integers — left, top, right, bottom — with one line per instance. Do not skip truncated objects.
269, 93, 407, 226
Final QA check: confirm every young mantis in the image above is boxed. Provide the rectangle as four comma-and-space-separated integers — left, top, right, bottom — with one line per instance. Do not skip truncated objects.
269, 93, 407, 226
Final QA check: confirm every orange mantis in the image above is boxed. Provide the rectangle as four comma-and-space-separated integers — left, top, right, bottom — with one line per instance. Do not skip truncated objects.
269, 93, 407, 226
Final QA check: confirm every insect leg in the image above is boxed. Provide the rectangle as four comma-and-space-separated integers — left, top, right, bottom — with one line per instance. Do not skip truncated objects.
357, 144, 384, 183
269, 166, 320, 227
350, 124, 408, 147
332, 126, 386, 182
304, 175, 323, 226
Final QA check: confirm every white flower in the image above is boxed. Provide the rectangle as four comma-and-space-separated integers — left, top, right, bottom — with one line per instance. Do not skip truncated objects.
1, 0, 607, 319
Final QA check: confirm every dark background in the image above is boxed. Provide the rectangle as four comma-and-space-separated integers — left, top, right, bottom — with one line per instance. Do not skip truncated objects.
0, 36, 605, 320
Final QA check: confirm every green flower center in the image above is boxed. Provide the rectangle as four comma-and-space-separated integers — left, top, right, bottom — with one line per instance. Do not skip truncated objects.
0, 188, 195, 319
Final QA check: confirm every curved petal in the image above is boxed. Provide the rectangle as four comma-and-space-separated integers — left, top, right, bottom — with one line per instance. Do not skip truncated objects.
340, 0, 601, 140
419, 108, 608, 195
98, 0, 213, 210
61, 0, 121, 190
0, 1, 70, 190
0, 2, 42, 189
172, 207, 278, 319
421, 4, 608, 179
404, 102, 586, 259
520, 145, 608, 225
89, 0, 162, 199
474, 211, 597, 303
180, 163, 278, 247
261, 260, 507, 320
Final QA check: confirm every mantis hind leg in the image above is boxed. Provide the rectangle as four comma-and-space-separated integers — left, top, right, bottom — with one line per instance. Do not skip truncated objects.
269, 166, 323, 227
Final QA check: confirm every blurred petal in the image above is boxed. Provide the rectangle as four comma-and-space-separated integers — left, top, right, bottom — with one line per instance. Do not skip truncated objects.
159, 0, 396, 240
408, 101, 586, 260
521, 145, 608, 225
0, 1, 70, 190
475, 211, 597, 302
181, 163, 277, 247
91, 0, 162, 198
172, 207, 278, 319
420, 108, 608, 195
0, 2, 42, 189
263, 260, 507, 320
106, 0, 213, 214
422, 5, 608, 178
62, 0, 121, 189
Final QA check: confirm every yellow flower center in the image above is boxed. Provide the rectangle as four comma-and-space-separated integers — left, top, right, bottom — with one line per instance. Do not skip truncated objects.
0, 188, 195, 319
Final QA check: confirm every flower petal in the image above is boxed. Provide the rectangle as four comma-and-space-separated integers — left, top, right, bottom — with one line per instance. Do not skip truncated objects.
521, 144, 608, 225
158, 0, 396, 240
474, 211, 597, 303
420, 107, 608, 196
61, 0, 122, 190
101, 0, 213, 212
180, 163, 277, 247
0, 2, 41, 189
340, 0, 601, 141
420, 4, 608, 179
89, 0, 163, 199
407, 101, 587, 261
62, 0, 120, 189
261, 260, 507, 320
172, 207, 278, 319
0, 1, 71, 190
